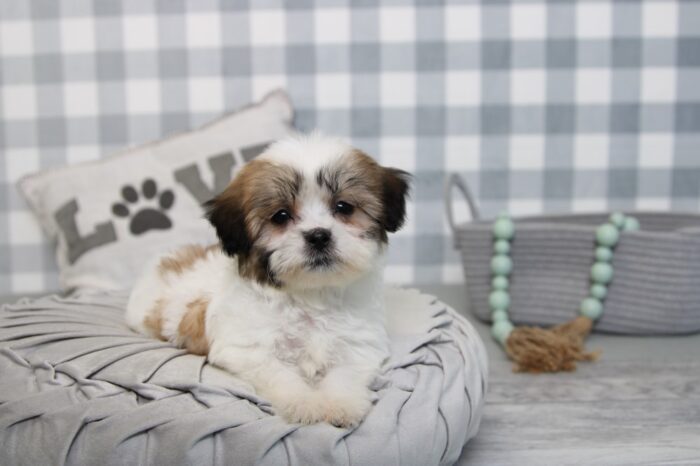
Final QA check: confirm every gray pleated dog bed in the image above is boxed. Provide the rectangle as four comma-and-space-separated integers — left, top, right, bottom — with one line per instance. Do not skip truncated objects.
446, 174, 700, 335
0, 288, 487, 466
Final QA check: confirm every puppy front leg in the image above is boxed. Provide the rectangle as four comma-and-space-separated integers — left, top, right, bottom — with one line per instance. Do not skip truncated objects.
208, 345, 326, 424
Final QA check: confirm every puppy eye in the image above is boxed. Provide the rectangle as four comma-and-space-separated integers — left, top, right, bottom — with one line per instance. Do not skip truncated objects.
334, 201, 354, 216
271, 209, 292, 225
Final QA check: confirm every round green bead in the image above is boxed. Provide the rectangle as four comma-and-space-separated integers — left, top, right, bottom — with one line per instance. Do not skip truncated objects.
489, 290, 510, 311
590, 284, 608, 299
491, 320, 514, 345
609, 212, 625, 228
491, 309, 509, 322
596, 224, 620, 247
493, 240, 510, 254
580, 297, 603, 320
595, 246, 613, 262
493, 217, 515, 240
492, 275, 509, 290
591, 262, 614, 284
623, 216, 640, 232
491, 255, 513, 276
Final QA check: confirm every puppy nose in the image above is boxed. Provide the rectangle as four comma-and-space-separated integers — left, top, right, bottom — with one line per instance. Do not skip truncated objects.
304, 228, 332, 249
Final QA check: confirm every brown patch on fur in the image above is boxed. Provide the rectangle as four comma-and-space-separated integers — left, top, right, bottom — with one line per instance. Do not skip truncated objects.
144, 298, 166, 341
214, 159, 303, 237
158, 244, 216, 277
205, 160, 302, 286
178, 297, 210, 356
317, 149, 410, 241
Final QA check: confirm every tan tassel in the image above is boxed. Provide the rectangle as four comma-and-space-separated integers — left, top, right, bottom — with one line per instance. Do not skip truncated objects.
504, 316, 600, 373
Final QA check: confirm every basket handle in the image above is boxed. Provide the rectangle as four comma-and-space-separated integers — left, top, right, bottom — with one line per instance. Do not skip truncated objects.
445, 173, 481, 235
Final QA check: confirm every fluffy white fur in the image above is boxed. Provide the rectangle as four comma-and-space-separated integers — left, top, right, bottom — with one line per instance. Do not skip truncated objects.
126, 134, 408, 427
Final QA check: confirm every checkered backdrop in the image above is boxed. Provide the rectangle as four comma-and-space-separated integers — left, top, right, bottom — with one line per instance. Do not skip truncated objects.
1, 0, 700, 294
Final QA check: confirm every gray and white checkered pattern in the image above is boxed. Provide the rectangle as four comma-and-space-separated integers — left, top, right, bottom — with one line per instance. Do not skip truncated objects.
2, 1, 700, 293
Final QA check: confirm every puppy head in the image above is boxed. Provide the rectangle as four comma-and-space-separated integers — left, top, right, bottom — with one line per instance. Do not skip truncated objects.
205, 134, 410, 289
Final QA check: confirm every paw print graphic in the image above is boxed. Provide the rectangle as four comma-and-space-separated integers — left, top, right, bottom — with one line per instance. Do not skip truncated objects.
111, 179, 175, 235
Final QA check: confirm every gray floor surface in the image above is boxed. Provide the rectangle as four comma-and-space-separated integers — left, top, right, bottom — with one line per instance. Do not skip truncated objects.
420, 285, 700, 466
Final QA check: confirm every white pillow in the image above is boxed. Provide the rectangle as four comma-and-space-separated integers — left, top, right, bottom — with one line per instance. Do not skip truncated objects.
19, 90, 294, 291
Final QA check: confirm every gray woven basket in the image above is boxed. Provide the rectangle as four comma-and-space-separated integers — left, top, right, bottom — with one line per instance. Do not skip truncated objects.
445, 174, 700, 335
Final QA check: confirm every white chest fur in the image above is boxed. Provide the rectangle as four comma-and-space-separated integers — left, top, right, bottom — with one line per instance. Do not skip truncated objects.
206, 265, 390, 383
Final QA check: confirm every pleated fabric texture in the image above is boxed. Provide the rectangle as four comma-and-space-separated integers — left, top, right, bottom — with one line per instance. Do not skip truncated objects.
454, 212, 700, 334
0, 288, 487, 466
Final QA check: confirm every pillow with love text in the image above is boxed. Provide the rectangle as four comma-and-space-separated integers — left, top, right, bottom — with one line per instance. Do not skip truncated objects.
19, 90, 294, 291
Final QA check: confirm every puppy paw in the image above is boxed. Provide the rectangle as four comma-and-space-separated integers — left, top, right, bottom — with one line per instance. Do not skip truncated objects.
320, 391, 372, 428
272, 392, 327, 425
270, 390, 371, 427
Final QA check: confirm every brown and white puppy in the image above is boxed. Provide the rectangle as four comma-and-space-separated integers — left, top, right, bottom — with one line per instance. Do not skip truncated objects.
126, 134, 409, 427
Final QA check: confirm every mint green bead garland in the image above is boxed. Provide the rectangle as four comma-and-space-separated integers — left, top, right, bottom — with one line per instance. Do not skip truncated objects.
489, 290, 510, 310
609, 212, 625, 228
493, 240, 510, 254
493, 216, 515, 240
492, 276, 509, 290
590, 284, 607, 299
623, 216, 640, 231
596, 224, 620, 247
595, 247, 613, 262
491, 255, 513, 275
591, 262, 613, 284
583, 212, 639, 318
489, 213, 515, 345
489, 211, 639, 372
580, 297, 603, 320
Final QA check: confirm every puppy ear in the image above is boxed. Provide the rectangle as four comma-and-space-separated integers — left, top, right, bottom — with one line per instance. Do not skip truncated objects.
381, 167, 410, 233
204, 192, 251, 257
